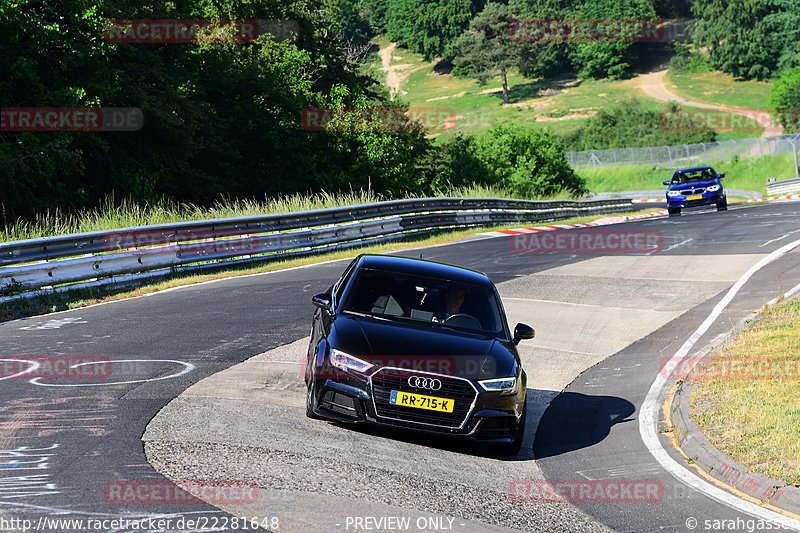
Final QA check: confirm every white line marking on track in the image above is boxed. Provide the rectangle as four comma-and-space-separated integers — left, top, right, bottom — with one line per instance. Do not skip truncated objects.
28, 359, 194, 387
639, 237, 800, 530
502, 297, 653, 313
759, 228, 800, 247
663, 238, 693, 252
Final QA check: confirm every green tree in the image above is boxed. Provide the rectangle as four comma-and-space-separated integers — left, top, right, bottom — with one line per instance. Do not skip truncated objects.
385, 0, 486, 60
572, 0, 657, 79
474, 123, 587, 196
690, 0, 800, 79
769, 66, 800, 133
451, 3, 521, 105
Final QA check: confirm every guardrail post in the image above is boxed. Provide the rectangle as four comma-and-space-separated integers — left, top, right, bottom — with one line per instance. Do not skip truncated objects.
789, 137, 800, 180
649, 147, 654, 166
629, 147, 634, 164
666, 146, 673, 168
716, 140, 724, 163
702, 143, 708, 165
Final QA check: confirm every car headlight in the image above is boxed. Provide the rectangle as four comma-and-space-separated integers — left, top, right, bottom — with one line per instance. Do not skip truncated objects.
667, 190, 681, 197
706, 184, 720, 192
330, 349, 373, 373
479, 376, 517, 394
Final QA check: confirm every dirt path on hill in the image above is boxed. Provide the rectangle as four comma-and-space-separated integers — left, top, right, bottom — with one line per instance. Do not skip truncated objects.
634, 64, 782, 138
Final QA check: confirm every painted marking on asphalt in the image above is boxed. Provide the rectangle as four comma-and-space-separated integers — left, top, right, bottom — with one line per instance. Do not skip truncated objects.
639, 236, 800, 530
18, 317, 87, 330
759, 228, 800, 247
663, 238, 693, 252
576, 463, 664, 480
503, 297, 652, 313
0, 359, 40, 380
28, 359, 194, 387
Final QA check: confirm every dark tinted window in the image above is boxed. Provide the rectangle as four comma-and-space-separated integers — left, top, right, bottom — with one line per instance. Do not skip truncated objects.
343, 269, 504, 335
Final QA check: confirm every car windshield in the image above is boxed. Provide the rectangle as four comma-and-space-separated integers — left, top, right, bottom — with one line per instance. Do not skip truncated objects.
672, 169, 714, 184
342, 268, 505, 335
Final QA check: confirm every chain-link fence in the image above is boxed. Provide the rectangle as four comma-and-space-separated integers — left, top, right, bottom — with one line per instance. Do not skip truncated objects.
567, 134, 800, 179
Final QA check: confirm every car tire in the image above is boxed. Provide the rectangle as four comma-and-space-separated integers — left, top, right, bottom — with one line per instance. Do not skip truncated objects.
306, 379, 321, 419
668, 207, 681, 216
716, 199, 727, 211
498, 400, 527, 456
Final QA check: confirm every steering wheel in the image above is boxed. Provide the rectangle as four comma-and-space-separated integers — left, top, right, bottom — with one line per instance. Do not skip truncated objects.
442, 313, 482, 329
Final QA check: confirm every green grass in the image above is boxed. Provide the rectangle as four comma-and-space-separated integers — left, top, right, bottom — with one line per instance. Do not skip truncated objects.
665, 66, 774, 111
577, 152, 797, 195
689, 297, 800, 485
2, 184, 565, 243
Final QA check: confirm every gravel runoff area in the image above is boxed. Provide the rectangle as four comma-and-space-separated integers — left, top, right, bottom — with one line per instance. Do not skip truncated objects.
146, 440, 613, 533
143, 336, 613, 533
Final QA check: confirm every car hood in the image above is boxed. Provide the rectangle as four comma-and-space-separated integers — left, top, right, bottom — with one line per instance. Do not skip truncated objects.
331, 314, 516, 380
667, 179, 720, 191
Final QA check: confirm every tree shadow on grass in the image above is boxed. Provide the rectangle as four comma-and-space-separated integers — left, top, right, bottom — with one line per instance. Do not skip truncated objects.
486, 78, 584, 105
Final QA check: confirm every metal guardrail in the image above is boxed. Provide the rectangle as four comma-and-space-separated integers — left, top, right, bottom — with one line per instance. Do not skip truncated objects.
587, 188, 761, 200
767, 177, 800, 196
0, 197, 640, 301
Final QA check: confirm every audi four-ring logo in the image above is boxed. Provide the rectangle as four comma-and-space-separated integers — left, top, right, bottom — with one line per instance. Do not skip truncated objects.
407, 376, 442, 390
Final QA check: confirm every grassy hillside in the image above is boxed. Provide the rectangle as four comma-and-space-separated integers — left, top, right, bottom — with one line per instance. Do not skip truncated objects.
367, 41, 768, 142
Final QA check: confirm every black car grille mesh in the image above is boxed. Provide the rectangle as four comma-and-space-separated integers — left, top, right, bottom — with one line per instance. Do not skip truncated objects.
680, 188, 706, 195
371, 368, 476, 429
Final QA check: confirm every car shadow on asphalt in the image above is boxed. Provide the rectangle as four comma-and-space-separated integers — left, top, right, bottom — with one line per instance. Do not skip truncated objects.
532, 391, 636, 459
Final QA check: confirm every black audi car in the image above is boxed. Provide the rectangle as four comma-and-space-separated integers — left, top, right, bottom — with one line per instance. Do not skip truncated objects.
304, 254, 535, 454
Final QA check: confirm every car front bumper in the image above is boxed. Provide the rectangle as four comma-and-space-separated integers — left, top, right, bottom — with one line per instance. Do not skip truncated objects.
310, 370, 524, 444
667, 192, 724, 208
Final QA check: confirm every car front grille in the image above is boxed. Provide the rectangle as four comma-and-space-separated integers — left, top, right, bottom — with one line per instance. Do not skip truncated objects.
370, 367, 477, 429
680, 188, 706, 195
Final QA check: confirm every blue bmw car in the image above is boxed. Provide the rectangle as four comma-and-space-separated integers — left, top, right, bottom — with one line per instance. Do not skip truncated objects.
663, 166, 727, 216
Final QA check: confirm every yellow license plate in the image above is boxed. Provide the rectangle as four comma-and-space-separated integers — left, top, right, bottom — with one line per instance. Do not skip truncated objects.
688, 194, 703, 200
389, 390, 454, 413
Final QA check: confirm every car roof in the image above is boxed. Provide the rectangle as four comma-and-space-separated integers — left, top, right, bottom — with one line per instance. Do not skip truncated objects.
356, 254, 492, 286
674, 166, 715, 173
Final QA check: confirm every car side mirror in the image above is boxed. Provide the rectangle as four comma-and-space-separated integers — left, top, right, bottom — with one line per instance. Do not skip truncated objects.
718, 173, 725, 178
663, 181, 670, 186
513, 323, 535, 345
312, 293, 333, 311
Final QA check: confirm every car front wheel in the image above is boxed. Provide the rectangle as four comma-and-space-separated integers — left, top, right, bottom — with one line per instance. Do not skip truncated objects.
306, 379, 321, 419
668, 207, 681, 216
716, 198, 727, 211
497, 401, 527, 456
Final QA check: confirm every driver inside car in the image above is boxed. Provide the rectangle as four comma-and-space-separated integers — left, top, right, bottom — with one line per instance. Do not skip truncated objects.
435, 286, 465, 321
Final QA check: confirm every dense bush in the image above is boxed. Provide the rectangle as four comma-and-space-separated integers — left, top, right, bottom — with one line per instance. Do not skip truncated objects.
561, 99, 716, 150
